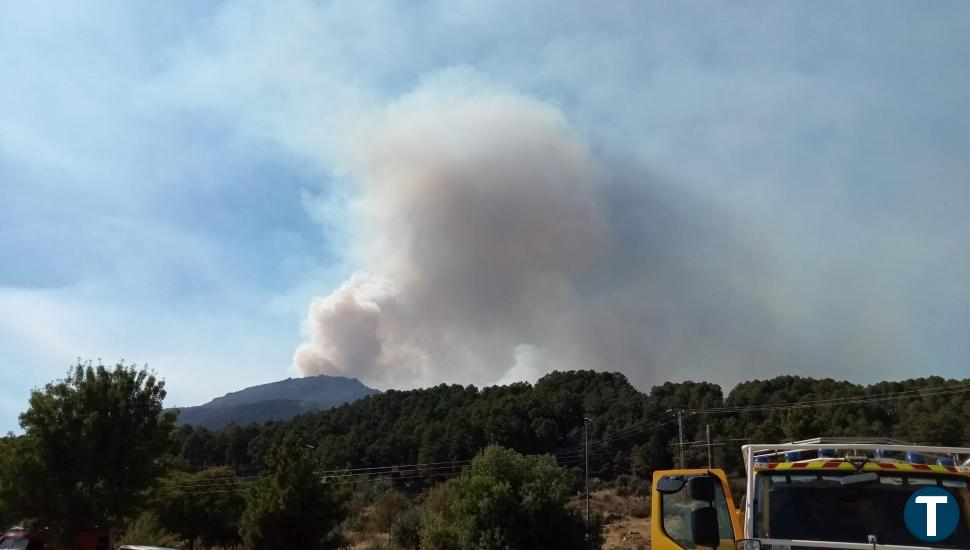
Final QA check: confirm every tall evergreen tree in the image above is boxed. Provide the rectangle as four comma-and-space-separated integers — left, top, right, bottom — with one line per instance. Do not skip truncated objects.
240, 434, 345, 549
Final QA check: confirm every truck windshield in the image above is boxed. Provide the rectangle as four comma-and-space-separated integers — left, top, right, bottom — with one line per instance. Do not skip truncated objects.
754, 472, 970, 548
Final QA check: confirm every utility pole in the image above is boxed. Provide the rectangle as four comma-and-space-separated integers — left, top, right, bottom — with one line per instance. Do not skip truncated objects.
584, 416, 592, 539
706, 424, 712, 469
677, 409, 685, 468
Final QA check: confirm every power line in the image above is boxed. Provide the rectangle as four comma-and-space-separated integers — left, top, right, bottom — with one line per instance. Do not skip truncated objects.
552, 381, 970, 468
162, 450, 615, 495
552, 413, 677, 456
683, 383, 970, 414
317, 458, 476, 475
161, 468, 473, 496
163, 457, 480, 489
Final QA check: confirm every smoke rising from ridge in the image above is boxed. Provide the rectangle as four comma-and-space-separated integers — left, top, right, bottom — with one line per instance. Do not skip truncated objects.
294, 78, 813, 389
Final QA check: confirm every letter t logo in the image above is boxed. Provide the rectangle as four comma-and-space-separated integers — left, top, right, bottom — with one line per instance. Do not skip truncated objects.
915, 495, 949, 537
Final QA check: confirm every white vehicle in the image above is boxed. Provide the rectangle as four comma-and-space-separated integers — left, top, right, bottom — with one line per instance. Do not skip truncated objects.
651, 438, 970, 549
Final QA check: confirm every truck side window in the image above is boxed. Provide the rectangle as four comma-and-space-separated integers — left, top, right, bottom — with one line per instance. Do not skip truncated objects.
660, 474, 735, 548
712, 483, 735, 541
661, 477, 696, 547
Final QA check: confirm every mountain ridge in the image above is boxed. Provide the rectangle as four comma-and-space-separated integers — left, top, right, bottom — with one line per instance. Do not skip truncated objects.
172, 374, 378, 429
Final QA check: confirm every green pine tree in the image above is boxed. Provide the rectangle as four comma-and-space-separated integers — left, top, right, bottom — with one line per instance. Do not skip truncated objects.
240, 434, 345, 549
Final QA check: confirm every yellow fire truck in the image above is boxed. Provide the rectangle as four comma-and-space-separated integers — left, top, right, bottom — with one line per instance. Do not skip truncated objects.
651, 438, 970, 549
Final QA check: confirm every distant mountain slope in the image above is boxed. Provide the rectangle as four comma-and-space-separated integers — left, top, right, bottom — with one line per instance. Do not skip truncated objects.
173, 375, 378, 429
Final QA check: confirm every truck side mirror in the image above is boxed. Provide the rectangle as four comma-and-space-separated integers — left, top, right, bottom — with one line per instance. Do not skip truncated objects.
691, 506, 720, 547
687, 475, 716, 502
656, 476, 686, 494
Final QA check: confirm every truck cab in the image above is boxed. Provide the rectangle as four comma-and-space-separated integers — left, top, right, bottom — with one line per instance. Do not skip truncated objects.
652, 438, 970, 549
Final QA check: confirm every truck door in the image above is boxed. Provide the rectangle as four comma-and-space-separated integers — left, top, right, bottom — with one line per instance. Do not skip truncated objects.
651, 468, 741, 550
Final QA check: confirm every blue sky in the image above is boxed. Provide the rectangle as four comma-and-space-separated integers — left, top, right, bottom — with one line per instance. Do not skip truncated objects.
2, 1, 969, 433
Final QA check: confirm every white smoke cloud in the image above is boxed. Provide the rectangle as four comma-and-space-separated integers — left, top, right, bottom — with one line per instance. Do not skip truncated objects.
294, 76, 611, 388
293, 74, 812, 390
496, 344, 547, 386
294, 273, 408, 382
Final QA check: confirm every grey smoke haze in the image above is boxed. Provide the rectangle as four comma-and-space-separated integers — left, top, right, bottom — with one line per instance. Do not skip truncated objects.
294, 78, 816, 389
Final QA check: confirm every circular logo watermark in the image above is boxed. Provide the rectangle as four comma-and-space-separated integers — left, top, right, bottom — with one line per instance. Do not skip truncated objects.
904, 487, 959, 542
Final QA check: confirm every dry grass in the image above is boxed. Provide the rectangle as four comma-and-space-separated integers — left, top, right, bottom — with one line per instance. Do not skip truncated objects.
603, 514, 649, 550
346, 488, 652, 549
342, 504, 392, 549
347, 532, 391, 550
570, 489, 651, 549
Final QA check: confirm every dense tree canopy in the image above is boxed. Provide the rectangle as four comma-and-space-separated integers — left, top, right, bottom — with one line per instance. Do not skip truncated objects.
153, 467, 245, 549
240, 434, 345, 550
1, 362, 175, 544
169, 371, 970, 480
173, 371, 692, 478
420, 445, 600, 550
3, 365, 970, 549
0, 435, 15, 529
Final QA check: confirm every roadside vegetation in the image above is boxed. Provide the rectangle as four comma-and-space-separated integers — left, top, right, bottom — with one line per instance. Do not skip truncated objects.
1, 361, 968, 548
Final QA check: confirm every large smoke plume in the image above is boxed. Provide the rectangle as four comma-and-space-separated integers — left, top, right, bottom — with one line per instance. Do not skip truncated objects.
294, 78, 806, 390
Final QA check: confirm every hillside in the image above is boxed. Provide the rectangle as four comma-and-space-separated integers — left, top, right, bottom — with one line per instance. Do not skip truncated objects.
173, 375, 378, 429
171, 371, 970, 476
